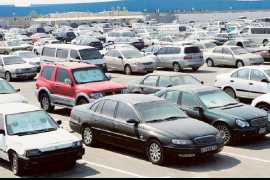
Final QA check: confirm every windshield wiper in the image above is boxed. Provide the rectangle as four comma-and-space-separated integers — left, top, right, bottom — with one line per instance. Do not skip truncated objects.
223, 102, 239, 107
13, 128, 56, 136
147, 116, 185, 123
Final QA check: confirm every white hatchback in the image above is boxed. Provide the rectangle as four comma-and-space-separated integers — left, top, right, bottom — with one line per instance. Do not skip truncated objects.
0, 103, 84, 176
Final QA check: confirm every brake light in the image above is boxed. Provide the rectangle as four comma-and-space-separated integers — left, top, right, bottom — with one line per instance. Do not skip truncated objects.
184, 56, 192, 60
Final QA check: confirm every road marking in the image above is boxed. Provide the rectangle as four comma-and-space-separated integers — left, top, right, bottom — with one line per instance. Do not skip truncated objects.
222, 152, 270, 163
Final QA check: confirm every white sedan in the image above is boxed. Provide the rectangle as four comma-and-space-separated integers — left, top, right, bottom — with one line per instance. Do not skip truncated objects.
251, 93, 270, 112
215, 65, 270, 99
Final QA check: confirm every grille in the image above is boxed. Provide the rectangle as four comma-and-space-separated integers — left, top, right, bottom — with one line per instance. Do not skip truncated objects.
143, 62, 153, 66
193, 135, 217, 146
21, 68, 34, 73
250, 117, 267, 127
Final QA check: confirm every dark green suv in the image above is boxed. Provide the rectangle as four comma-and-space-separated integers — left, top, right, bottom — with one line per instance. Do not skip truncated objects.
156, 85, 270, 144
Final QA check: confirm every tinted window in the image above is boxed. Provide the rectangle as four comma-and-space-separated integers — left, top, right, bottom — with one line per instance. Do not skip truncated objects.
237, 69, 250, 80
143, 76, 159, 86
70, 50, 80, 59
101, 100, 117, 117
251, 28, 265, 34
56, 68, 70, 83
181, 92, 198, 107
42, 66, 54, 80
42, 47, 56, 57
184, 46, 200, 54
56, 49, 68, 59
251, 70, 267, 82
116, 103, 138, 121
165, 91, 180, 104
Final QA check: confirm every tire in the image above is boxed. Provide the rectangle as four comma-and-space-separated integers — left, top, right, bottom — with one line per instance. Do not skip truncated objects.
236, 60, 244, 68
147, 140, 164, 165
11, 153, 23, 176
65, 160, 77, 170
77, 98, 89, 105
224, 87, 236, 99
214, 123, 232, 145
192, 67, 199, 71
5, 72, 12, 82
40, 93, 54, 112
173, 63, 181, 72
82, 126, 97, 147
206, 59, 214, 67
124, 65, 132, 75
256, 103, 270, 112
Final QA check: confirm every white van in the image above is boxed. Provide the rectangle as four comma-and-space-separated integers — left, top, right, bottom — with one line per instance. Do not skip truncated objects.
240, 27, 270, 45
40, 44, 105, 68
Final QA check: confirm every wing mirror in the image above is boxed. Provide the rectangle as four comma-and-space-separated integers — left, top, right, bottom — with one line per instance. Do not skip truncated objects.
153, 52, 158, 56
16, 88, 21, 92
261, 79, 269, 83
126, 119, 139, 125
201, 81, 204, 84
0, 129, 5, 135
193, 107, 204, 116
106, 73, 112, 80
57, 120, 62, 125
118, 56, 123, 60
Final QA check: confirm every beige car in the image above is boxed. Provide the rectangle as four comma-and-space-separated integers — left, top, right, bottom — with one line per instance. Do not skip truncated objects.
104, 48, 156, 75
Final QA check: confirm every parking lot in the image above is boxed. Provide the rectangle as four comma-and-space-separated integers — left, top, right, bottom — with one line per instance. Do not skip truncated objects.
0, 64, 269, 178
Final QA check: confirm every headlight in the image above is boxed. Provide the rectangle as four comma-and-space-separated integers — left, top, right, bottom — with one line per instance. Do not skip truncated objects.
89, 92, 103, 99
236, 119, 250, 128
25, 149, 42, 157
172, 139, 193, 145
72, 140, 82, 148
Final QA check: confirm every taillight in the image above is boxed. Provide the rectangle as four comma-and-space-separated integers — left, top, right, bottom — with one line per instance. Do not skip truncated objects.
184, 55, 192, 60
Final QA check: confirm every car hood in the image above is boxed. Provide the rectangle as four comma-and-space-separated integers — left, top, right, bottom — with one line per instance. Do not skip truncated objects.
209, 104, 267, 121
76, 81, 127, 93
8, 128, 80, 152
23, 57, 41, 63
127, 56, 155, 64
5, 63, 35, 69
0, 93, 27, 104
146, 118, 218, 139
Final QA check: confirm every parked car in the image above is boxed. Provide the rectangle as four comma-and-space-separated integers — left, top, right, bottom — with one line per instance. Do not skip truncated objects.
12, 51, 41, 72
0, 55, 37, 81
0, 40, 32, 55
104, 48, 156, 75
153, 45, 204, 72
205, 46, 264, 68
54, 31, 76, 43
70, 94, 224, 165
0, 103, 85, 175
251, 93, 270, 112
240, 27, 270, 45
33, 38, 61, 55
128, 72, 203, 94
71, 36, 103, 50
155, 85, 270, 144
0, 78, 28, 103
215, 66, 270, 99
36, 62, 127, 111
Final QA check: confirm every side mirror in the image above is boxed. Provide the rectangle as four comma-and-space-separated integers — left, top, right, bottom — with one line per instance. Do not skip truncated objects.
64, 79, 72, 86
16, 88, 21, 92
201, 81, 204, 84
76, 56, 81, 60
57, 120, 62, 125
193, 107, 204, 115
0, 129, 5, 135
167, 84, 173, 88
126, 119, 139, 125
106, 74, 112, 80
261, 79, 269, 83
118, 56, 123, 60
153, 52, 158, 56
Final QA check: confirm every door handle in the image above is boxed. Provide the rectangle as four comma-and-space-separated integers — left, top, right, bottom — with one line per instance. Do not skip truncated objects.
230, 80, 234, 83
249, 83, 253, 85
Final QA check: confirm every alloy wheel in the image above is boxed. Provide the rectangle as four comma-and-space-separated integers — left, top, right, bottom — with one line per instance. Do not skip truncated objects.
83, 127, 93, 146
148, 141, 163, 164
215, 124, 231, 145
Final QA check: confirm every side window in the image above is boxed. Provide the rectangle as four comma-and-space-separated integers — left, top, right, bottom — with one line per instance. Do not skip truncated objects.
222, 48, 232, 55
231, 71, 238, 78
157, 47, 167, 55
250, 70, 267, 82
167, 47, 181, 54
0, 59, 3, 66
70, 50, 80, 59
116, 102, 138, 122
181, 92, 198, 107
101, 100, 117, 117
41, 66, 54, 80
56, 68, 70, 83
42, 47, 56, 57
158, 76, 171, 87
237, 69, 250, 80
0, 114, 4, 130
165, 91, 180, 104
90, 101, 104, 113
213, 47, 222, 53
56, 49, 68, 59
143, 76, 159, 86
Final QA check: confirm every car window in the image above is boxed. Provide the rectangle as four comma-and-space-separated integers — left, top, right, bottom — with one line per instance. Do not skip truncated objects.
222, 48, 232, 55
143, 75, 159, 86
101, 100, 117, 117
56, 68, 70, 83
90, 100, 103, 113
56, 49, 68, 59
70, 50, 80, 59
42, 47, 56, 57
158, 76, 171, 87
181, 92, 199, 107
184, 46, 200, 54
116, 102, 138, 122
167, 47, 181, 54
237, 69, 250, 80
250, 70, 267, 82
41, 66, 54, 80
0, 114, 4, 130
165, 91, 180, 104
231, 71, 238, 78
157, 47, 167, 55
213, 47, 222, 53
110, 50, 121, 58
95, 100, 104, 113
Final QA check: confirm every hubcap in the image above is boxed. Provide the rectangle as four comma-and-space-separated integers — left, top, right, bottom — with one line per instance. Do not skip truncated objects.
149, 143, 161, 163
237, 62, 244, 68
174, 64, 180, 72
207, 60, 213, 67
83, 128, 93, 145
6, 74, 10, 81
42, 96, 49, 110
125, 67, 131, 74
12, 155, 18, 173
217, 125, 231, 144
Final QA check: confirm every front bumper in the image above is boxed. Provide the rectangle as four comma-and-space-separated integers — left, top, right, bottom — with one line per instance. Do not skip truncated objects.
181, 59, 204, 68
131, 64, 156, 73
232, 126, 270, 137
11, 72, 37, 79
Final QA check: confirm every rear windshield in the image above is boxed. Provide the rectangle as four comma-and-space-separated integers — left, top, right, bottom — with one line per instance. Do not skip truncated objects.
184, 46, 201, 54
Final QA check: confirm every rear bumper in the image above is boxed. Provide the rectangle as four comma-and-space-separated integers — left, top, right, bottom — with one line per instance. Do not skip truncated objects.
181, 60, 204, 68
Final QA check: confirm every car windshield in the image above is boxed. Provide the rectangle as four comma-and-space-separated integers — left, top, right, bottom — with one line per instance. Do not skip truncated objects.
6, 110, 58, 136
122, 50, 144, 59
72, 67, 107, 84
19, 52, 37, 58
243, 40, 259, 48
198, 90, 238, 109
135, 101, 187, 122
3, 56, 26, 65
170, 75, 201, 85
205, 43, 217, 49
0, 80, 16, 94
79, 49, 103, 60
263, 70, 270, 77
231, 47, 249, 55
7, 40, 21, 46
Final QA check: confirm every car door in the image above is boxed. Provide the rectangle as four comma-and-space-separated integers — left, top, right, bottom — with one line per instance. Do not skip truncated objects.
249, 69, 270, 99
155, 47, 168, 67
139, 75, 160, 94
105, 50, 121, 71
222, 47, 235, 66
52, 68, 75, 106
230, 68, 251, 98
113, 102, 144, 152
0, 58, 5, 78
211, 47, 223, 65
0, 114, 8, 161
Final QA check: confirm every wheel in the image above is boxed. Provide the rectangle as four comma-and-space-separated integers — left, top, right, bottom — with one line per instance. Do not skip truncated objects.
263, 39, 269, 46
236, 60, 244, 68
82, 126, 97, 147
5, 72, 12, 82
11, 153, 23, 176
77, 98, 89, 105
147, 140, 164, 165
124, 65, 132, 75
40, 93, 54, 112
214, 123, 232, 145
206, 59, 214, 67
224, 87, 236, 99
192, 67, 199, 71
256, 103, 270, 112
173, 63, 181, 72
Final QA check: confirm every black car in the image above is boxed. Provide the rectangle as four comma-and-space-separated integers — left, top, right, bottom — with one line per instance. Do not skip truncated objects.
55, 31, 76, 43
156, 85, 270, 144
70, 94, 224, 164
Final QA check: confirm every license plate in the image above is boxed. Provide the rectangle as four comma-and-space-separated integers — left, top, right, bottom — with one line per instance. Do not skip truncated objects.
201, 145, 217, 153
259, 127, 267, 134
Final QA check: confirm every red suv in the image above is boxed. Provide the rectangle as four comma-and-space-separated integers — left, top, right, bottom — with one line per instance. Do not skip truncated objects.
36, 62, 127, 111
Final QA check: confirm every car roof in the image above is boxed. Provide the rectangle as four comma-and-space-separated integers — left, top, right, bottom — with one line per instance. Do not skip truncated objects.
0, 55, 18, 58
237, 65, 270, 71
43, 62, 96, 70
103, 94, 164, 105
167, 85, 218, 93
43, 44, 95, 50
148, 71, 193, 77
0, 103, 41, 115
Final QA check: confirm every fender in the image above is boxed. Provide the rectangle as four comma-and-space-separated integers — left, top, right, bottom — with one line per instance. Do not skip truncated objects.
75, 93, 92, 105
36, 87, 51, 101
